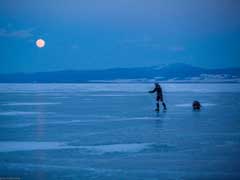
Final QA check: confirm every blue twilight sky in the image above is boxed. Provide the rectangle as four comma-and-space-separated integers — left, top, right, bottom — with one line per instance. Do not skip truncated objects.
0, 0, 240, 73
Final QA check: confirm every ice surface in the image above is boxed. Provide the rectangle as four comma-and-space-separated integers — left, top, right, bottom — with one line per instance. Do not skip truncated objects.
0, 83, 240, 180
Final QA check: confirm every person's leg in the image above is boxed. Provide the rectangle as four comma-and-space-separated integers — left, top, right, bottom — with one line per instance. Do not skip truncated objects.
156, 97, 160, 111
156, 101, 160, 111
162, 102, 167, 110
160, 97, 167, 110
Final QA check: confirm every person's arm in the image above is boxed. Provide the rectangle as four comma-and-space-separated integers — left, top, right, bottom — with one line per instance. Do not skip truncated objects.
149, 87, 156, 93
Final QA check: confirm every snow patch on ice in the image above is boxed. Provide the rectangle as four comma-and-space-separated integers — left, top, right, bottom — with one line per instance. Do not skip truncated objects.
175, 103, 216, 107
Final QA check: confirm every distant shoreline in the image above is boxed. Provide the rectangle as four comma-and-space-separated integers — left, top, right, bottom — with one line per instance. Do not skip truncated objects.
0, 64, 239, 83
0, 81, 239, 84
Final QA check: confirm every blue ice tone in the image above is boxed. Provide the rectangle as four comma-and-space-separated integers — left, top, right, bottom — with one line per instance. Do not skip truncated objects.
0, 83, 240, 179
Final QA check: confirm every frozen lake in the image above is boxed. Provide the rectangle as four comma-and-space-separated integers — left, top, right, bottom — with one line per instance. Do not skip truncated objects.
0, 83, 240, 180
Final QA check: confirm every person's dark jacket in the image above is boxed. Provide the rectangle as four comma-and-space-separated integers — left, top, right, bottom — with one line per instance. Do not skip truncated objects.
149, 84, 163, 100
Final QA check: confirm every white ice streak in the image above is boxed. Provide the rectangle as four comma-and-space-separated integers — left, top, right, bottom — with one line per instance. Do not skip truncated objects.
0, 111, 54, 116
3, 102, 61, 106
0, 142, 65, 152
0, 141, 152, 153
84, 143, 152, 153
1, 116, 163, 128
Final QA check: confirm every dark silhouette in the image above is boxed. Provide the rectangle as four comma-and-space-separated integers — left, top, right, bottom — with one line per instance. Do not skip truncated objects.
192, 101, 201, 110
149, 83, 167, 112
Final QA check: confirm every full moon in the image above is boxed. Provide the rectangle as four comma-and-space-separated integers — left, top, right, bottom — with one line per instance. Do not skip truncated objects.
36, 39, 45, 48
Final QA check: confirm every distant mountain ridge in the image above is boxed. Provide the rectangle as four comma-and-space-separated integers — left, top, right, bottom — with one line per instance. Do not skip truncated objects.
0, 63, 240, 83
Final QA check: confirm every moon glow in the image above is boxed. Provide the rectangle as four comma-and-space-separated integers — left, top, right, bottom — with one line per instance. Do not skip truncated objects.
36, 39, 45, 48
